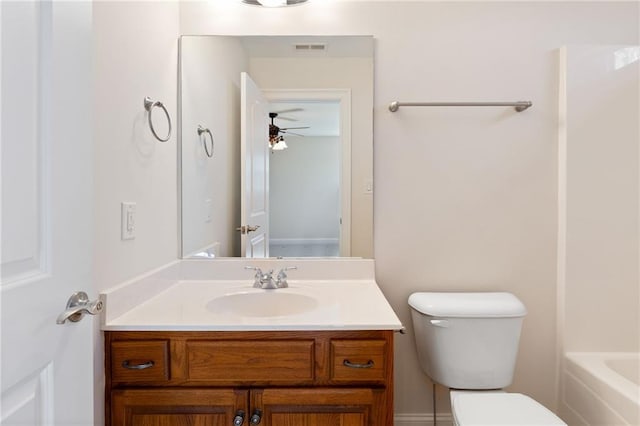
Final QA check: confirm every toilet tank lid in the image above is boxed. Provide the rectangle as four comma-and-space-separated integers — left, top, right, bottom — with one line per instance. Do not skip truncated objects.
408, 292, 527, 318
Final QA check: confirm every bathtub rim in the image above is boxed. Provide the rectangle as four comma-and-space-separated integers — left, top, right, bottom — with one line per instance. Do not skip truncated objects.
564, 351, 639, 425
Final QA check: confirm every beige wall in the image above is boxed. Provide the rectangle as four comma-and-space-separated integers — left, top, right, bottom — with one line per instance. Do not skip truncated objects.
179, 1, 639, 420
93, 1, 179, 295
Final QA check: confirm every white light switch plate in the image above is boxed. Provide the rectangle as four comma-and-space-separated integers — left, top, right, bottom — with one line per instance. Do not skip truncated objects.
121, 202, 136, 240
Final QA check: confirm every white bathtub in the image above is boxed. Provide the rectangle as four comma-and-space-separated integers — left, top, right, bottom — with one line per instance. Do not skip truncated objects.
561, 352, 639, 425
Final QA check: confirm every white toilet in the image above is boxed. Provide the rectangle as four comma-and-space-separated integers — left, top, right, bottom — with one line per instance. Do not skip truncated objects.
408, 292, 566, 426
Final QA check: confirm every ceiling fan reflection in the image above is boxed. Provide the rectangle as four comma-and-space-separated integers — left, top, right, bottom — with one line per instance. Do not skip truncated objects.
269, 112, 310, 150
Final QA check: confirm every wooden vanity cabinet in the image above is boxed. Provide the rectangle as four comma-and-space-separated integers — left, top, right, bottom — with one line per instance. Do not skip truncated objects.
105, 330, 394, 426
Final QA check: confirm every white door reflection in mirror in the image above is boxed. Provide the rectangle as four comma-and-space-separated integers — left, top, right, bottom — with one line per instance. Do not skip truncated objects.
240, 72, 269, 257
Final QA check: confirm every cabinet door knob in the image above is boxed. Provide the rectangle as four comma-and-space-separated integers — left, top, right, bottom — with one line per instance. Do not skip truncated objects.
250, 409, 262, 425
233, 409, 245, 426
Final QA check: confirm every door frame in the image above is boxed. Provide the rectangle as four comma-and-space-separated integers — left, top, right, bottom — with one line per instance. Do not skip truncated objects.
262, 89, 352, 257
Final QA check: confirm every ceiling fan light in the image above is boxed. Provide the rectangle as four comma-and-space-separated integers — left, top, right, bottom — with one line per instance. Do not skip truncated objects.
242, 0, 309, 7
257, 0, 287, 7
272, 139, 288, 151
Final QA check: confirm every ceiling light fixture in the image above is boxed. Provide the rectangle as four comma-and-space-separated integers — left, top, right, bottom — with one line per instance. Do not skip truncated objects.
242, 0, 309, 7
269, 134, 288, 151
271, 138, 288, 151
258, 0, 286, 6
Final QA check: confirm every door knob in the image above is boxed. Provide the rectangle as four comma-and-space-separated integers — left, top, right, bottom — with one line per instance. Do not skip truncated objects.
56, 291, 103, 324
235, 225, 260, 235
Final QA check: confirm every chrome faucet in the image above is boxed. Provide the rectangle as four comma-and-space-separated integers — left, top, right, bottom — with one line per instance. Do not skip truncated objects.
275, 266, 297, 288
245, 266, 297, 289
245, 266, 277, 289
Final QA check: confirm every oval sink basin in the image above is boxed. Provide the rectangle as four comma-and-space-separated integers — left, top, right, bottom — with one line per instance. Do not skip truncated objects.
206, 291, 319, 317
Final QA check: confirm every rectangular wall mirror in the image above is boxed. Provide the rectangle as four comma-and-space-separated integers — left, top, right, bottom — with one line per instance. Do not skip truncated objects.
179, 35, 373, 259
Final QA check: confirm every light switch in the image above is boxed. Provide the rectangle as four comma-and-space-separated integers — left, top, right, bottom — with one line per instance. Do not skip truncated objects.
121, 202, 136, 240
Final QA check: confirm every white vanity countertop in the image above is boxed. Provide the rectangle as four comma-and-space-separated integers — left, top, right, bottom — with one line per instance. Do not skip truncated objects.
100, 259, 403, 332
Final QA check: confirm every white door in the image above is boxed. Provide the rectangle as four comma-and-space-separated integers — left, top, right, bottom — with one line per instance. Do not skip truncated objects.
1, 2, 95, 425
240, 72, 269, 258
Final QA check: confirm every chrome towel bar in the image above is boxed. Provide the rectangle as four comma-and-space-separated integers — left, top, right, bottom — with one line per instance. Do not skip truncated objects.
388, 100, 533, 112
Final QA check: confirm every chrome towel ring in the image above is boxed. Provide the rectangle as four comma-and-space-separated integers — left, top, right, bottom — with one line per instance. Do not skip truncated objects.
143, 97, 172, 142
197, 125, 214, 158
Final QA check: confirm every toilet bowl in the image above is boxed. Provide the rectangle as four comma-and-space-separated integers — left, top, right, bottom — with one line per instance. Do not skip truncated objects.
408, 292, 566, 426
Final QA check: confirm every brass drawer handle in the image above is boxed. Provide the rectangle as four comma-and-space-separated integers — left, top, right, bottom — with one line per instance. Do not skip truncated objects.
343, 359, 374, 369
122, 360, 155, 370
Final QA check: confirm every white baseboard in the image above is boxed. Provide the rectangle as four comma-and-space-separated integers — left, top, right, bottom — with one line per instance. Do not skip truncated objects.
395, 413, 454, 426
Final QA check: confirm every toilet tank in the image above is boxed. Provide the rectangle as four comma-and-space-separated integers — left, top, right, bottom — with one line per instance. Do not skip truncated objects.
408, 292, 527, 390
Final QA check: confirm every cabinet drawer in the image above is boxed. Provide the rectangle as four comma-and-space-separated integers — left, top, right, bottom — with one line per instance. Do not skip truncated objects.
330, 340, 387, 383
111, 340, 169, 383
186, 340, 314, 383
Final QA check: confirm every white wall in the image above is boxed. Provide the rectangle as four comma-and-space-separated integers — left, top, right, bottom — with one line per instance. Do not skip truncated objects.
92, 2, 180, 423
180, 36, 247, 257
270, 136, 340, 241
93, 1, 179, 291
180, 1, 639, 422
